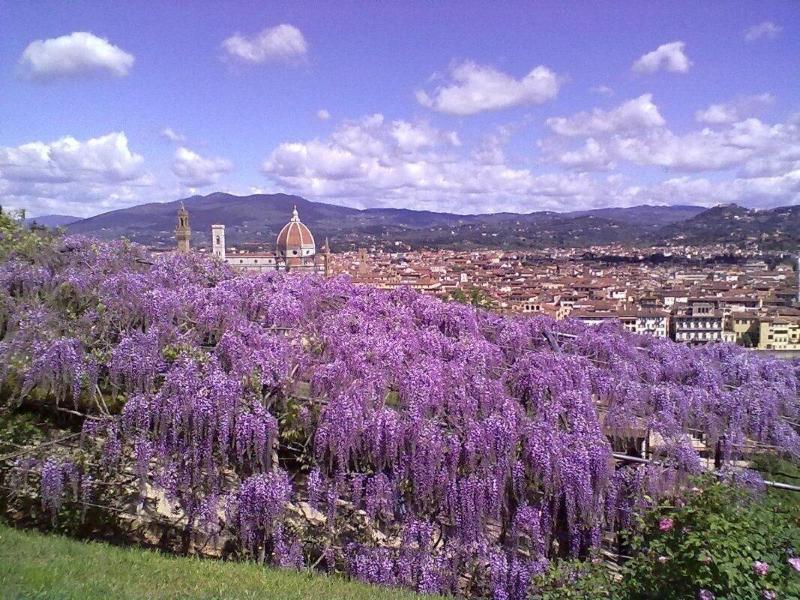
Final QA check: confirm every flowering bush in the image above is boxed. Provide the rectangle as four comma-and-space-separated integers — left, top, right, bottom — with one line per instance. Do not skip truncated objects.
0, 224, 798, 598
618, 478, 800, 600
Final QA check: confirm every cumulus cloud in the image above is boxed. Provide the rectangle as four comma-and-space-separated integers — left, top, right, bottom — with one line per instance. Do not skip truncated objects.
171, 147, 233, 187
262, 113, 611, 212
650, 171, 800, 207
547, 94, 665, 137
19, 32, 134, 81
613, 118, 800, 175
632, 41, 691, 74
553, 138, 614, 171
222, 24, 307, 64
471, 126, 514, 166
546, 94, 800, 179
590, 85, 614, 97
160, 127, 186, 143
745, 21, 782, 42
317, 109, 331, 120
416, 61, 561, 115
0, 132, 157, 217
0, 132, 143, 183
695, 93, 774, 124
260, 109, 800, 211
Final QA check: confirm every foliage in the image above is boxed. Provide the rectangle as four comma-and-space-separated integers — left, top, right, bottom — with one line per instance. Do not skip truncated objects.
0, 207, 59, 264
0, 232, 798, 598
531, 558, 615, 599
618, 478, 800, 600
0, 409, 46, 452
449, 286, 496, 308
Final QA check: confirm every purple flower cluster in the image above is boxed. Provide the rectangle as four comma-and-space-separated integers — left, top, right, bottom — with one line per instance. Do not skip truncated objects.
226, 471, 292, 562
1, 236, 798, 597
39, 457, 85, 522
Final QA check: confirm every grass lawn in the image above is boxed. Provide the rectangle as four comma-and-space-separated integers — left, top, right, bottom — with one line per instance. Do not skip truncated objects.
0, 523, 430, 600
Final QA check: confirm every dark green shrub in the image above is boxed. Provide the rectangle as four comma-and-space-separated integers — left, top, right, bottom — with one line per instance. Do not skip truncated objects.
618, 478, 800, 600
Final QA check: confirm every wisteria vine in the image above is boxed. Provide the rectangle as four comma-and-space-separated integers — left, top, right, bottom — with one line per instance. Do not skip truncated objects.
0, 234, 798, 599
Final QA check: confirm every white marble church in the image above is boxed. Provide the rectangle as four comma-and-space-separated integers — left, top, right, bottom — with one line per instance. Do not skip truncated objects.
176, 204, 330, 275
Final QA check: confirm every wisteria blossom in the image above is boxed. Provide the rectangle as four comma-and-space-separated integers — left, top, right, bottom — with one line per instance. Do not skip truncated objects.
0, 234, 798, 598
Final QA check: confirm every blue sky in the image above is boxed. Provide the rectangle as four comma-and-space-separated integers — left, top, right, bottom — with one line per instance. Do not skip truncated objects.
0, 1, 798, 217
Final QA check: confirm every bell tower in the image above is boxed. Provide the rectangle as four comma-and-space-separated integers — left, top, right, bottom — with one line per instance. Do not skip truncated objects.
175, 202, 191, 253
212, 224, 226, 260
323, 237, 332, 277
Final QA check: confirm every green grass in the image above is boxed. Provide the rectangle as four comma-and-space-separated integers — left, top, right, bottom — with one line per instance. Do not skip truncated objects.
0, 523, 429, 600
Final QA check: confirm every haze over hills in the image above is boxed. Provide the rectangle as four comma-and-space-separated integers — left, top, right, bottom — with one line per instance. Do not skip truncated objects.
62, 193, 799, 251
23, 214, 81, 228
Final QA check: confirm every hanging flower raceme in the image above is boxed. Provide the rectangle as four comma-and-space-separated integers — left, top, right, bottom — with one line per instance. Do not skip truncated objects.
22, 337, 95, 406
226, 470, 293, 561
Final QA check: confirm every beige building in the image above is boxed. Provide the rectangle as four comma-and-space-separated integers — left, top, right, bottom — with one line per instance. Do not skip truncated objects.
758, 317, 800, 350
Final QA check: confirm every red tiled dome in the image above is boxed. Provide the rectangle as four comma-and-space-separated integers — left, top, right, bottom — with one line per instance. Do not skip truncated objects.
276, 206, 315, 256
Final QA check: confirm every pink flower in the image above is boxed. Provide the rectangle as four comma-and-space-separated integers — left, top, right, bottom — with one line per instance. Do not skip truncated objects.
698, 590, 714, 600
658, 517, 674, 532
658, 555, 669, 564
761, 591, 776, 600
789, 557, 800, 572
753, 561, 769, 576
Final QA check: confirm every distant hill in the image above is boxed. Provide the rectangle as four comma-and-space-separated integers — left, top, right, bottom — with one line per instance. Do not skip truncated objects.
570, 205, 705, 225
63, 193, 797, 250
25, 214, 81, 228
654, 203, 800, 249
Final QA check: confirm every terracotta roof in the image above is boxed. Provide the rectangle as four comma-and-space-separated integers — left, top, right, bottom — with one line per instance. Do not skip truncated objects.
276, 206, 315, 252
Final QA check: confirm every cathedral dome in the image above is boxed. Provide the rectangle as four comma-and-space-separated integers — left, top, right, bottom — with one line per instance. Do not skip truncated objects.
276, 206, 315, 258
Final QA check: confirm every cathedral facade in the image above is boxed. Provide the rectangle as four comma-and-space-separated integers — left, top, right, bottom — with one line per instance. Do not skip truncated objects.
175, 204, 330, 275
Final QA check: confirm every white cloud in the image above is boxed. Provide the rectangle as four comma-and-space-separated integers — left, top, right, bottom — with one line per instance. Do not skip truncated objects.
590, 85, 614, 97
19, 32, 134, 81
171, 147, 233, 187
260, 111, 800, 211
389, 120, 460, 152
695, 94, 774, 124
541, 90, 800, 188
416, 61, 561, 115
547, 94, 665, 137
317, 109, 331, 120
555, 138, 614, 171
632, 41, 691, 74
0, 132, 158, 217
471, 126, 513, 166
550, 111, 800, 176
613, 118, 800, 174
262, 113, 609, 212
0, 132, 143, 183
222, 24, 307, 64
649, 171, 800, 207
160, 127, 186, 143
745, 21, 782, 42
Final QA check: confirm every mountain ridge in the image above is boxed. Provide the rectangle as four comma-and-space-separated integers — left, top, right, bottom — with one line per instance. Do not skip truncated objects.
62, 193, 798, 250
